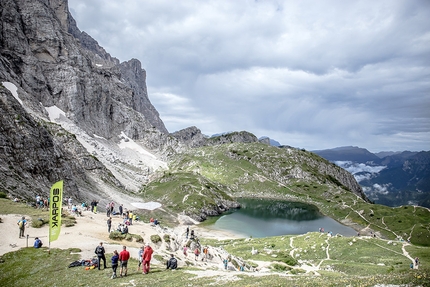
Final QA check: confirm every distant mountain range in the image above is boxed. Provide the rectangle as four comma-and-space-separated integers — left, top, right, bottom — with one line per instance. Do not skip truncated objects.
312, 146, 430, 208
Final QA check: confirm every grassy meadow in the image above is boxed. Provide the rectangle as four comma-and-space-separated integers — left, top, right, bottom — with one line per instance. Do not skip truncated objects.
1, 198, 429, 286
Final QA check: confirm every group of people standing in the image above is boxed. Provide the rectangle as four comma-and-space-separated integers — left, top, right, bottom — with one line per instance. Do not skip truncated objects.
95, 242, 155, 279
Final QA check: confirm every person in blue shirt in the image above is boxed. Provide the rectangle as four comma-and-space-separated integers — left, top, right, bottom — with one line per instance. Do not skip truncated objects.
17, 216, 27, 238
33, 237, 43, 248
111, 250, 119, 279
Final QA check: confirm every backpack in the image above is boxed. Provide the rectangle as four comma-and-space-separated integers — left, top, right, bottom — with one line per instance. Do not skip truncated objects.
95, 246, 104, 255
18, 221, 23, 228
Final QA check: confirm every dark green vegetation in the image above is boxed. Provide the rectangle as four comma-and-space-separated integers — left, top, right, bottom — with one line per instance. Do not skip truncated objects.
108, 231, 143, 243
140, 143, 430, 246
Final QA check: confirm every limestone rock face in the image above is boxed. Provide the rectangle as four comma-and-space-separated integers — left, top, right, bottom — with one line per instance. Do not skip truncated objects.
0, 0, 170, 201
0, 0, 167, 142
0, 84, 121, 200
171, 128, 259, 148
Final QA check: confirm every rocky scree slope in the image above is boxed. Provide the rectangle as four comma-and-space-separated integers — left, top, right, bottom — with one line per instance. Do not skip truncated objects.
0, 84, 122, 200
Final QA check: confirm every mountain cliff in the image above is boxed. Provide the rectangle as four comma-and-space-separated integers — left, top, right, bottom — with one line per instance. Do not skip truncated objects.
0, 0, 368, 221
0, 0, 172, 201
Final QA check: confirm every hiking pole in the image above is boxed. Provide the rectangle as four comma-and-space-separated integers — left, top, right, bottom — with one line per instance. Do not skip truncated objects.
26, 234, 29, 248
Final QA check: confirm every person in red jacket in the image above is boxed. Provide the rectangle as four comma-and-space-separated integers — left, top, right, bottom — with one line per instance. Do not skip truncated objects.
119, 245, 130, 277
142, 243, 153, 274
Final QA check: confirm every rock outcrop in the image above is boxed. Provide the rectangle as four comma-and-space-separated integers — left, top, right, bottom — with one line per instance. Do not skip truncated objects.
171, 127, 259, 149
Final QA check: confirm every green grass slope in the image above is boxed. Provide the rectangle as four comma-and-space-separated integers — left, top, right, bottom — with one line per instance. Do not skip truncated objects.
140, 143, 430, 246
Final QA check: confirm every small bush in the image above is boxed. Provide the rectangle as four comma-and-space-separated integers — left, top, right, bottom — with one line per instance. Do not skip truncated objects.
272, 263, 288, 271
133, 234, 144, 243
163, 234, 170, 243
31, 218, 48, 228
0, 192, 7, 198
290, 268, 306, 274
109, 231, 125, 241
150, 234, 162, 244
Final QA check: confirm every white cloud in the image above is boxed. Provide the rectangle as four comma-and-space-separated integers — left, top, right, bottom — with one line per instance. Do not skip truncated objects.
68, 0, 430, 151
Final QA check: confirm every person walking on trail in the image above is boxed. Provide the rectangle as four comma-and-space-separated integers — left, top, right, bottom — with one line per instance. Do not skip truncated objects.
95, 242, 107, 270
142, 243, 153, 274
223, 258, 229, 270
185, 226, 189, 239
107, 217, 112, 233
202, 246, 209, 261
111, 250, 119, 279
17, 216, 27, 238
137, 246, 144, 271
194, 247, 200, 261
119, 245, 130, 277
166, 254, 178, 270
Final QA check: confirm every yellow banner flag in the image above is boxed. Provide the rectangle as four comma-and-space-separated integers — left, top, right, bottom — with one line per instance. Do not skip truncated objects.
49, 180, 63, 242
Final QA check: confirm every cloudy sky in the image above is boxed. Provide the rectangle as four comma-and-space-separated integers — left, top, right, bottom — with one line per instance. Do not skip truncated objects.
68, 0, 430, 152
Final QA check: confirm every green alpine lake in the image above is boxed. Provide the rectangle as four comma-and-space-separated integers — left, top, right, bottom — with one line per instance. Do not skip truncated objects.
208, 198, 357, 238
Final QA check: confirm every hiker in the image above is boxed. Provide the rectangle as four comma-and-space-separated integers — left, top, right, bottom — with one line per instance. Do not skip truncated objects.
183, 245, 188, 257
33, 237, 43, 248
166, 254, 177, 270
95, 242, 107, 270
129, 211, 133, 225
154, 218, 159, 226
111, 250, 119, 279
36, 195, 41, 208
122, 225, 128, 234
71, 204, 80, 216
117, 223, 123, 233
223, 258, 229, 270
190, 230, 195, 240
240, 263, 245, 271
119, 245, 130, 277
107, 217, 112, 233
202, 246, 209, 261
106, 203, 111, 217
137, 246, 144, 271
110, 201, 115, 214
194, 247, 200, 261
119, 204, 123, 216
17, 216, 27, 238
185, 226, 189, 239
43, 198, 48, 211
142, 243, 153, 274
415, 257, 419, 268
68, 197, 73, 210
93, 200, 98, 213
